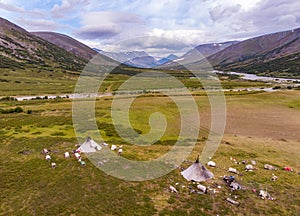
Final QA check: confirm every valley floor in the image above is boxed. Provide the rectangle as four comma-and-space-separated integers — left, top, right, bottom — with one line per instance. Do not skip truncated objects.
0, 90, 299, 215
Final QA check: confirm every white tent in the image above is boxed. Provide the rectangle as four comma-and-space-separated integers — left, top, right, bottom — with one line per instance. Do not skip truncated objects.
64, 152, 70, 158
181, 159, 214, 182
77, 137, 102, 153
45, 155, 51, 161
111, 144, 117, 151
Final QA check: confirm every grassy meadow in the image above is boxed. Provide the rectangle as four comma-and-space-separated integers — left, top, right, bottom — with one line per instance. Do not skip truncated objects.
0, 68, 300, 215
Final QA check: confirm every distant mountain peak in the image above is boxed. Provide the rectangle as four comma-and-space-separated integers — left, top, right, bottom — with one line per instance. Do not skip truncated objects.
157, 54, 179, 65
158, 41, 239, 68
166, 54, 179, 59
93, 49, 161, 67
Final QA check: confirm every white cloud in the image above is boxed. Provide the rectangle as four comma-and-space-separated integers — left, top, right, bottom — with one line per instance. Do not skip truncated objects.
15, 18, 63, 31
223, 0, 300, 39
51, 0, 89, 18
74, 11, 145, 40
0, 1, 43, 16
74, 25, 121, 40
80, 11, 143, 26
149, 28, 208, 46
209, 4, 241, 22
0, 2, 25, 12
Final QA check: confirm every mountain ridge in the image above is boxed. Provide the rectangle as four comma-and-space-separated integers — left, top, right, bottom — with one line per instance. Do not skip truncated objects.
0, 17, 119, 71
159, 41, 239, 68
204, 27, 300, 77
0, 17, 87, 71
32, 31, 98, 61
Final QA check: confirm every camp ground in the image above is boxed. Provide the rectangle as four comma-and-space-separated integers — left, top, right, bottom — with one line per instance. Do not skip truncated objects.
1, 90, 300, 215
40, 137, 125, 169
40, 139, 297, 211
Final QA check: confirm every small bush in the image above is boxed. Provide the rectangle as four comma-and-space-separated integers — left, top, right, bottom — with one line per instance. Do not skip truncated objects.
14, 107, 23, 113
273, 86, 281, 90
0, 96, 17, 101
0, 107, 23, 114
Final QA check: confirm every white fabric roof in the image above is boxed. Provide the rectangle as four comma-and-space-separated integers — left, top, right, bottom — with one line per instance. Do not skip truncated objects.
77, 137, 102, 153
181, 160, 214, 182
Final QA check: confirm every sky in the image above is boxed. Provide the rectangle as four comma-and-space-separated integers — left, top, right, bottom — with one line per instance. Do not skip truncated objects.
0, 0, 300, 56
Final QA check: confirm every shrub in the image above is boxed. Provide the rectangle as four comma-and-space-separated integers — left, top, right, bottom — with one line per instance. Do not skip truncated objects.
14, 107, 23, 113
272, 86, 281, 90
0, 107, 23, 114
0, 96, 17, 101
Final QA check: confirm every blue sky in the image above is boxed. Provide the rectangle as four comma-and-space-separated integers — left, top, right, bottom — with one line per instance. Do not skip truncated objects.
0, 0, 300, 56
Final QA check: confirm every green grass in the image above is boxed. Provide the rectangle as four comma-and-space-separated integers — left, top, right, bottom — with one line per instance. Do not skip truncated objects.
0, 67, 271, 97
0, 68, 79, 96
1, 91, 300, 215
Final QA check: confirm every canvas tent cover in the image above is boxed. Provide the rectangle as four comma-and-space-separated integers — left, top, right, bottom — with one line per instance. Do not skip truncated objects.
181, 159, 214, 182
77, 137, 102, 153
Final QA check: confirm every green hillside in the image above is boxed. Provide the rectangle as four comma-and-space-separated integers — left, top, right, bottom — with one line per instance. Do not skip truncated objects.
0, 17, 87, 71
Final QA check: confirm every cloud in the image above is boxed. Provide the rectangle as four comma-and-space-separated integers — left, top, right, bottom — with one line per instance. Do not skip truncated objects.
80, 11, 143, 26
15, 18, 62, 31
0, 1, 43, 16
74, 25, 121, 40
246, 0, 300, 30
51, 0, 89, 18
209, 4, 241, 22
0, 2, 25, 12
118, 36, 187, 50
149, 28, 209, 46
225, 0, 300, 39
75, 11, 145, 40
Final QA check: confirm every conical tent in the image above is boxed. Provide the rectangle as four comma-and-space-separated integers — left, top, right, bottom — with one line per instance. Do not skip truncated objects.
181, 159, 214, 182
77, 137, 102, 153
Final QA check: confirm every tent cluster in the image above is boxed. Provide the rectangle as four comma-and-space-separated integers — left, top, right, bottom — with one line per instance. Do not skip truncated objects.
110, 144, 123, 155
170, 155, 297, 205
41, 137, 124, 169
42, 149, 56, 169
169, 158, 220, 195
74, 136, 123, 155
42, 147, 87, 168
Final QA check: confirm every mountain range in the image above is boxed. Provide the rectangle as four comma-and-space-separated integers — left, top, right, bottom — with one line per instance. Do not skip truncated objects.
93, 49, 179, 68
162, 41, 238, 68
159, 28, 300, 77
1, 16, 300, 77
94, 49, 156, 68
207, 28, 300, 76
